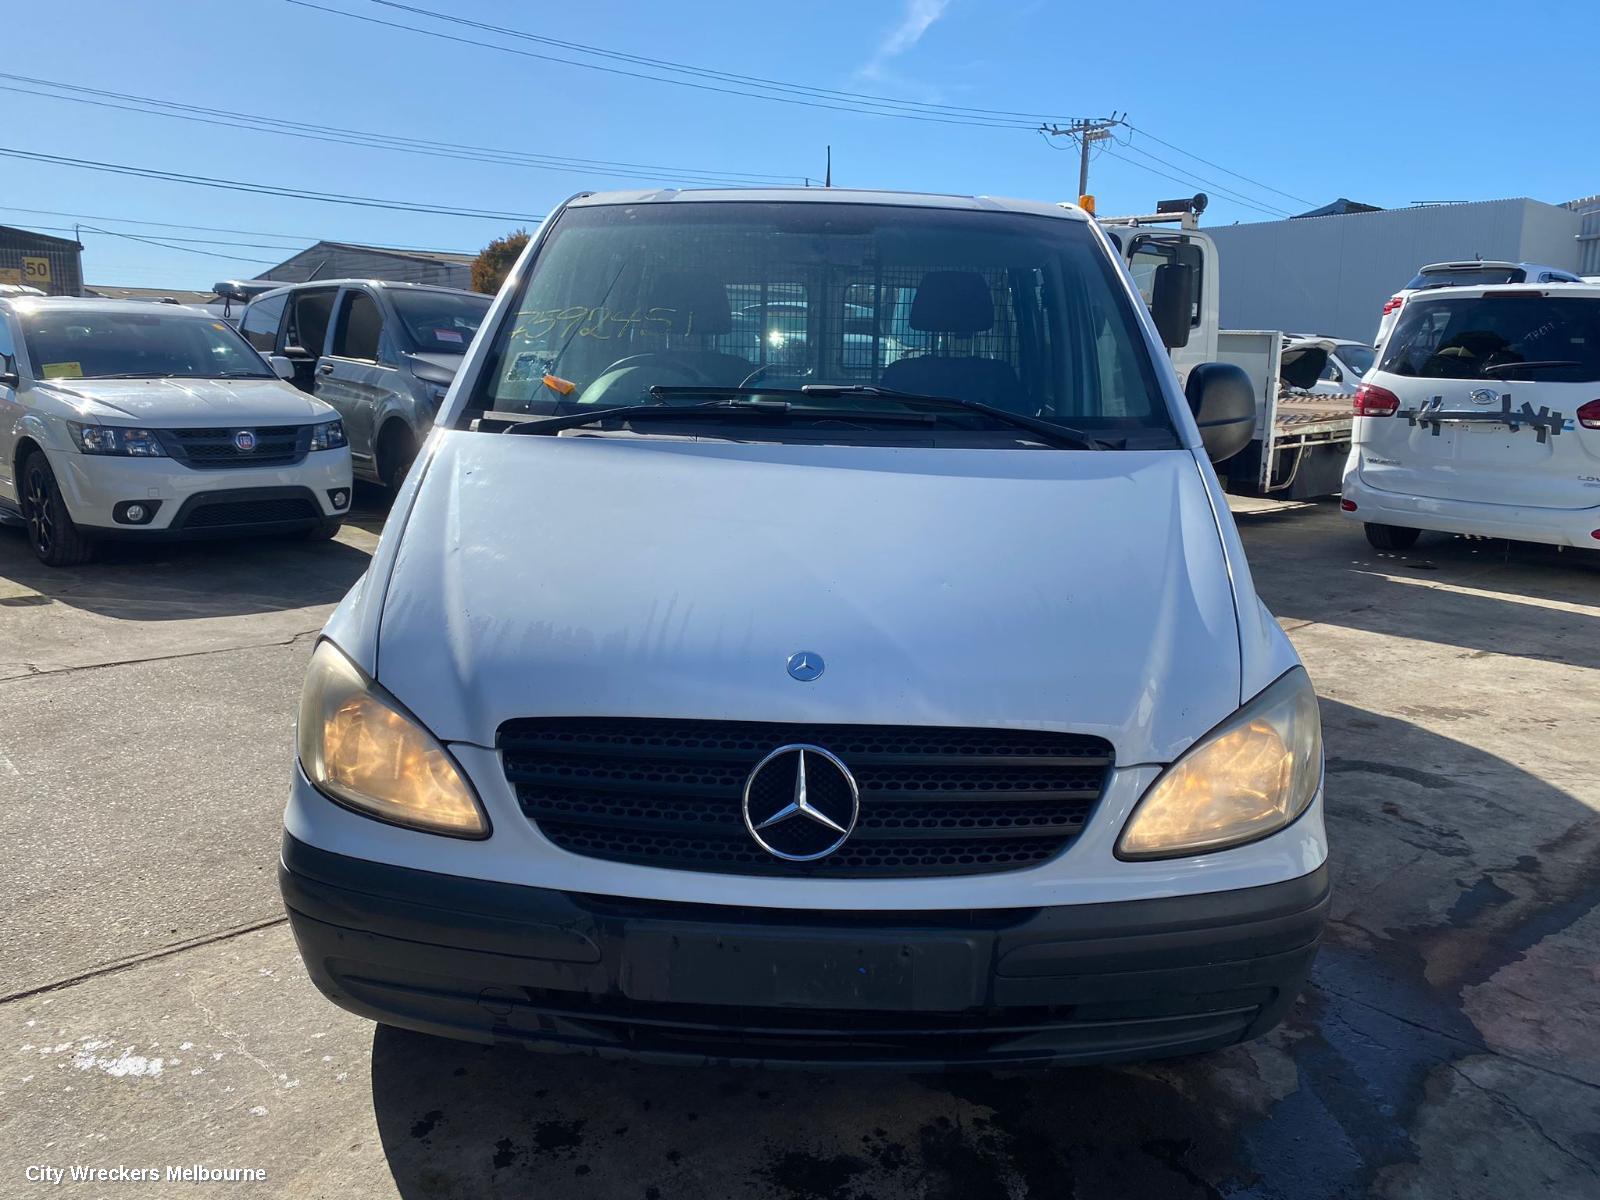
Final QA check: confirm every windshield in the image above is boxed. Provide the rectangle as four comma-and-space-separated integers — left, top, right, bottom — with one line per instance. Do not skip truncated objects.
20, 307, 270, 380
1378, 294, 1600, 383
1336, 344, 1376, 375
1407, 266, 1523, 290
389, 289, 491, 354
466, 201, 1174, 445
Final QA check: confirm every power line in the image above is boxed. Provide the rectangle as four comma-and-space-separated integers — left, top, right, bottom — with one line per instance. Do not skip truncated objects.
75, 226, 279, 266
283, 0, 1055, 130
1097, 146, 1287, 219
0, 146, 544, 222
0, 73, 807, 188
0, 205, 478, 255
361, 0, 1081, 124
18, 222, 304, 252
1122, 123, 1313, 208
288, 0, 1313, 212
1111, 139, 1292, 217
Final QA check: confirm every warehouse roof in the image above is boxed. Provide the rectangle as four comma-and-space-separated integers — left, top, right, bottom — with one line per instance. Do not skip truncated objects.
83, 284, 218, 305
0, 223, 83, 249
1293, 198, 1384, 219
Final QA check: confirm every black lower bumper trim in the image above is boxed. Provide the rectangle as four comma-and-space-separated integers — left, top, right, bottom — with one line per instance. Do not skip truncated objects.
95, 487, 326, 541
280, 834, 1328, 1068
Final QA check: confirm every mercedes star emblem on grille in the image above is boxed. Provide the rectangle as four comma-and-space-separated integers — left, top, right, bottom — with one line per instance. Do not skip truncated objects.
233, 429, 258, 452
741, 744, 859, 861
786, 651, 824, 682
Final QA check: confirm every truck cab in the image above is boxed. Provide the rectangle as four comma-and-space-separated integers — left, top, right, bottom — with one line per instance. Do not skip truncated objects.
1094, 199, 1351, 498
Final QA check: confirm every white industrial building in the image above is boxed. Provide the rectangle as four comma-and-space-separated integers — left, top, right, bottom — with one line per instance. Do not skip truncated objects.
1205, 196, 1595, 344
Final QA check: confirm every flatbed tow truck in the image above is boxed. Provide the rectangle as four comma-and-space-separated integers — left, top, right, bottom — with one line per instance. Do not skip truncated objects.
1093, 198, 1355, 498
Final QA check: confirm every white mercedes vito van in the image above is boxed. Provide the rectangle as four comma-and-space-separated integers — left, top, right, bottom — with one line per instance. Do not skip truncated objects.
1343, 282, 1600, 550
281, 189, 1329, 1067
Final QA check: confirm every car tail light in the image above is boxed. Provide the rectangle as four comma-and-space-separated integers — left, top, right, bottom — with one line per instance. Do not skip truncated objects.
1381, 295, 1404, 315
1354, 383, 1400, 416
1577, 399, 1600, 430
1340, 499, 1357, 511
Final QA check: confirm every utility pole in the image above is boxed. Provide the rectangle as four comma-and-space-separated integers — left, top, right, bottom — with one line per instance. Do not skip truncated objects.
1040, 113, 1125, 198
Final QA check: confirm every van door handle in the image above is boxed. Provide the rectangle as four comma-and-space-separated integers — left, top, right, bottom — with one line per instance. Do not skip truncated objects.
317, 363, 334, 375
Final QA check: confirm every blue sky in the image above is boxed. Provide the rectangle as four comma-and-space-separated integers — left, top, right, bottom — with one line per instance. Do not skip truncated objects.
6, 0, 1593, 289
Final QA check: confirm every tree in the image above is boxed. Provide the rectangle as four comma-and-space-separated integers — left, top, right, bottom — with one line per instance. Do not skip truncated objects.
471, 229, 530, 295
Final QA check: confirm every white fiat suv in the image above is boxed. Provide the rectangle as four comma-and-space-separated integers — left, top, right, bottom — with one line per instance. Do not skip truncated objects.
1343, 282, 1600, 550
280, 189, 1329, 1068
0, 298, 353, 566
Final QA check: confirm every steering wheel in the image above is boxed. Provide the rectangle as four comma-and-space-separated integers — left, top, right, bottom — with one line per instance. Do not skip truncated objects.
736, 363, 817, 389
576, 353, 718, 407
595, 352, 716, 383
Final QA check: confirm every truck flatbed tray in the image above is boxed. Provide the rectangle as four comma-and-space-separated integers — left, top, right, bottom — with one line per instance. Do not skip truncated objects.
1273, 393, 1355, 438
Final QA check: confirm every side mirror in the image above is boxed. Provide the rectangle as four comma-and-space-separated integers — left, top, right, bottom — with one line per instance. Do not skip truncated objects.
1150, 263, 1193, 349
0, 354, 17, 389
283, 345, 312, 360
1185, 362, 1256, 464
268, 355, 296, 381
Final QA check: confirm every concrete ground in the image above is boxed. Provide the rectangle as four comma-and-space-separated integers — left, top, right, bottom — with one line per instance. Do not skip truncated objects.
2, 491, 1598, 1199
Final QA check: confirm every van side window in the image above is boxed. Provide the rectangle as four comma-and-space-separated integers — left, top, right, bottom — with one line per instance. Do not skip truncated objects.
286, 289, 337, 356
240, 294, 287, 352
332, 291, 384, 361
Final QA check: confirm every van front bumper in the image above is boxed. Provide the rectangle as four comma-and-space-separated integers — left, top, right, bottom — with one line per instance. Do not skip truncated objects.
1342, 471, 1600, 548
280, 834, 1329, 1068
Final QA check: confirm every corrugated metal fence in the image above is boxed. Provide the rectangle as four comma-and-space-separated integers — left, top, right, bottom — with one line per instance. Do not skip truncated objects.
0, 227, 84, 296
1568, 195, 1600, 276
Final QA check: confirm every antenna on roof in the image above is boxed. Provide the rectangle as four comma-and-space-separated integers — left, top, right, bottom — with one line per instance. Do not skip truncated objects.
825, 146, 832, 189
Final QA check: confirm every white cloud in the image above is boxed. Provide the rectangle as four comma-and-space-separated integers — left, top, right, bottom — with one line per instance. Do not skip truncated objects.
861, 0, 952, 79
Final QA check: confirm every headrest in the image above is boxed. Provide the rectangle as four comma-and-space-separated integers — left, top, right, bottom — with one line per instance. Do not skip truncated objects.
645, 270, 731, 336
908, 271, 994, 335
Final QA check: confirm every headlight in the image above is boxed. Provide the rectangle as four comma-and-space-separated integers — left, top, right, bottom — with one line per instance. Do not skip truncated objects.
297, 641, 488, 837
68, 423, 167, 457
309, 419, 347, 450
1117, 668, 1322, 860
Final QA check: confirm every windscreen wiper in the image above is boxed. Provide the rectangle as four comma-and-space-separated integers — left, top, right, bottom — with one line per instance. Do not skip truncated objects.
797, 384, 1108, 450
501, 397, 938, 436
1480, 361, 1581, 375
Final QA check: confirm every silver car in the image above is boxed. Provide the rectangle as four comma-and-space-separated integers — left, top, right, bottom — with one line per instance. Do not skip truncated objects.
0, 298, 352, 566
241, 281, 491, 489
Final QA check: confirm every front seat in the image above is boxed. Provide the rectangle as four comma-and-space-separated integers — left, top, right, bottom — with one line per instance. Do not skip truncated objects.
640, 269, 754, 383
880, 271, 1020, 406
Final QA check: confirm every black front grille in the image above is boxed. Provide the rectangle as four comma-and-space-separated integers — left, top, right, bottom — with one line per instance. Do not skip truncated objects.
180, 497, 319, 528
160, 425, 307, 469
498, 718, 1113, 878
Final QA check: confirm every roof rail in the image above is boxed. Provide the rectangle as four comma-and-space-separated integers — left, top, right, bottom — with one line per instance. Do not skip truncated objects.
1091, 210, 1202, 230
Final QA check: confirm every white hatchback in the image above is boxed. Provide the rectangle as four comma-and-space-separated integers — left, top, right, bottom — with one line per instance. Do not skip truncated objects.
0, 298, 354, 566
1342, 282, 1600, 550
